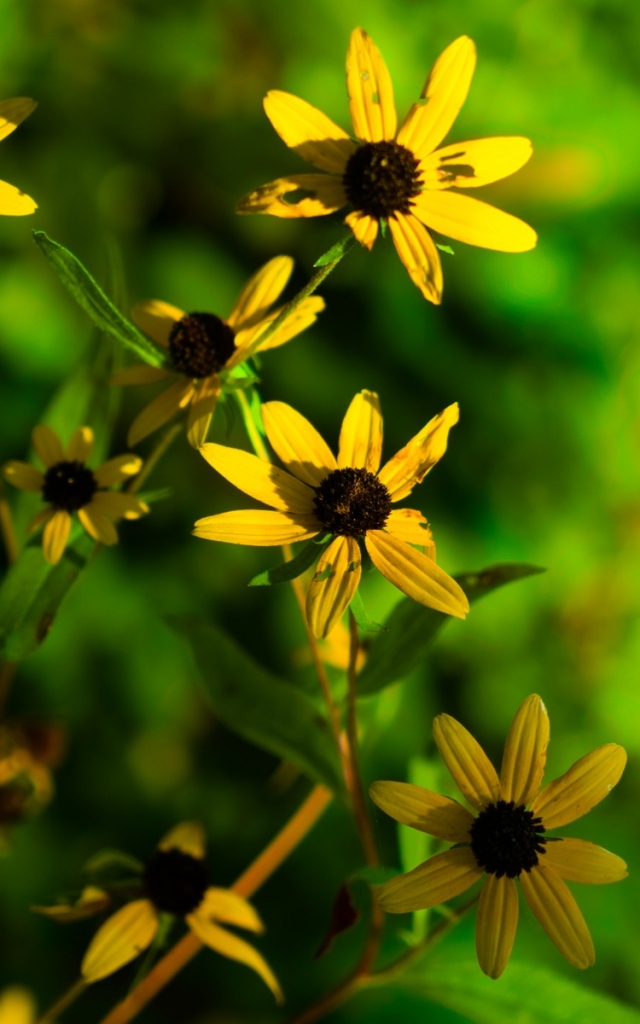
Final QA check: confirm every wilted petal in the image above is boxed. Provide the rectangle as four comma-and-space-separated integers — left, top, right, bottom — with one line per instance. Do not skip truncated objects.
388, 212, 443, 305
306, 535, 361, 639
237, 174, 347, 218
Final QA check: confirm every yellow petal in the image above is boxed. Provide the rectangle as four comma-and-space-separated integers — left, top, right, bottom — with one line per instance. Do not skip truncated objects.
397, 36, 476, 158
110, 365, 172, 386
0, 985, 37, 1024
542, 839, 628, 885
261, 401, 336, 487
131, 299, 184, 348
158, 821, 206, 859
193, 510, 319, 546
187, 914, 283, 1003
519, 862, 595, 969
377, 846, 481, 913
3, 460, 43, 491
345, 210, 379, 249
227, 255, 293, 330
369, 780, 474, 842
186, 376, 221, 448
378, 403, 459, 502
530, 744, 627, 830
306, 535, 361, 639
81, 900, 158, 983
422, 136, 533, 190
65, 426, 94, 463
0, 96, 37, 140
32, 885, 111, 922
500, 694, 550, 807
32, 425, 64, 468
127, 379, 195, 447
346, 28, 396, 142
78, 506, 119, 545
0, 179, 37, 215
199, 443, 315, 514
236, 174, 347, 219
337, 390, 383, 472
94, 454, 143, 487
384, 508, 434, 547
90, 491, 149, 520
233, 295, 325, 362
388, 212, 443, 305
365, 530, 469, 619
199, 887, 263, 932
42, 510, 71, 564
475, 874, 518, 979
263, 90, 355, 173
432, 712, 501, 811
413, 190, 537, 253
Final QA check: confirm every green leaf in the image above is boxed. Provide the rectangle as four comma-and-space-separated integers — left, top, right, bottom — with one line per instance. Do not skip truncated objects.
435, 243, 455, 255
33, 231, 167, 368
358, 564, 545, 697
0, 531, 97, 661
249, 536, 330, 587
173, 618, 346, 797
314, 233, 356, 267
349, 589, 386, 633
403, 949, 640, 1024
84, 848, 144, 884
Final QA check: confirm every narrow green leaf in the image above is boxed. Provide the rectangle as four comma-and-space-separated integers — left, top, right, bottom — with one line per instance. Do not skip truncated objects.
249, 537, 329, 587
349, 589, 386, 633
314, 233, 356, 267
173, 618, 346, 796
33, 231, 167, 368
435, 243, 455, 255
358, 564, 545, 697
84, 849, 144, 884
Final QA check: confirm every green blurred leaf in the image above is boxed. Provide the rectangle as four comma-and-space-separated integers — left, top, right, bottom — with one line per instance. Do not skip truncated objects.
174, 618, 346, 796
350, 590, 386, 633
358, 564, 545, 697
0, 531, 96, 661
403, 950, 640, 1024
249, 537, 329, 587
33, 231, 167, 368
84, 848, 144, 884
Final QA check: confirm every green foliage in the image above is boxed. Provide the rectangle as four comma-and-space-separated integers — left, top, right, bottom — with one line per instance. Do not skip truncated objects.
249, 535, 331, 586
314, 233, 357, 267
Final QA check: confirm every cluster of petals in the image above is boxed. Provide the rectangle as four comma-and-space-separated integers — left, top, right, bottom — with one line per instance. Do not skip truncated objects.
113, 255, 324, 448
238, 29, 536, 303
0, 98, 37, 216
194, 389, 469, 638
371, 695, 627, 978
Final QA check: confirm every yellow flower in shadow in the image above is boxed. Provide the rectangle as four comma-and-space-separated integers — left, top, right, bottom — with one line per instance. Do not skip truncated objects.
0, 98, 37, 216
371, 695, 627, 978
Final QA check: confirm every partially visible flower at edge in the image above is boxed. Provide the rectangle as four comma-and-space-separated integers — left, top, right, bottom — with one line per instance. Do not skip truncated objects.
237, 29, 536, 304
0, 98, 37, 216
112, 255, 324, 448
3, 425, 148, 564
371, 694, 627, 978
194, 389, 469, 638
0, 987, 36, 1024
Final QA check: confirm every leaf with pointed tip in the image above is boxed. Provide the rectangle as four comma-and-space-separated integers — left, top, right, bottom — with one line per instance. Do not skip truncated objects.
249, 536, 330, 587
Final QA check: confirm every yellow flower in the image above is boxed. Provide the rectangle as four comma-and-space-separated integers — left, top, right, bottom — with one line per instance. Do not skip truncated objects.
80, 822, 282, 1002
113, 256, 324, 448
371, 695, 627, 978
0, 98, 37, 216
237, 30, 536, 304
194, 390, 469, 638
3, 425, 148, 564
0, 987, 36, 1024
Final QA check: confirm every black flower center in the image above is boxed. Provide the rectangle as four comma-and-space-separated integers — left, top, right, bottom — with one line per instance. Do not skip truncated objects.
469, 800, 547, 879
313, 467, 391, 537
168, 313, 236, 379
343, 140, 423, 220
143, 848, 210, 916
41, 461, 98, 512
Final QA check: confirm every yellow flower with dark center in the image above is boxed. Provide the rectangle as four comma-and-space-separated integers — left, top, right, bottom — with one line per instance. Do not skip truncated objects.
80, 822, 282, 1002
3, 425, 148, 564
113, 255, 324, 448
370, 695, 627, 978
194, 390, 469, 638
237, 30, 536, 304
0, 98, 37, 216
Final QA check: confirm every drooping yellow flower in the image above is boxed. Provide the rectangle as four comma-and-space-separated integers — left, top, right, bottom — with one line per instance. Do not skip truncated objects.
113, 256, 324, 448
237, 30, 536, 304
0, 98, 37, 216
80, 822, 282, 1002
194, 390, 469, 638
3, 425, 148, 564
0, 987, 36, 1024
371, 695, 627, 978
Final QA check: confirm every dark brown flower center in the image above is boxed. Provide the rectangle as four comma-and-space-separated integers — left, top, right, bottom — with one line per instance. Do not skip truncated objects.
343, 140, 423, 219
143, 848, 209, 916
168, 313, 236, 379
469, 800, 547, 878
313, 467, 391, 537
42, 461, 98, 512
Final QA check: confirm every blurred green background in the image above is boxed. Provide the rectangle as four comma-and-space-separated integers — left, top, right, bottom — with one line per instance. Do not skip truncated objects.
0, 0, 639, 1020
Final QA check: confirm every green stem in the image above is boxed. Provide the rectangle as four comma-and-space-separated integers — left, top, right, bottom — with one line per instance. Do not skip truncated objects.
347, 610, 378, 866
127, 422, 182, 496
36, 978, 87, 1023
